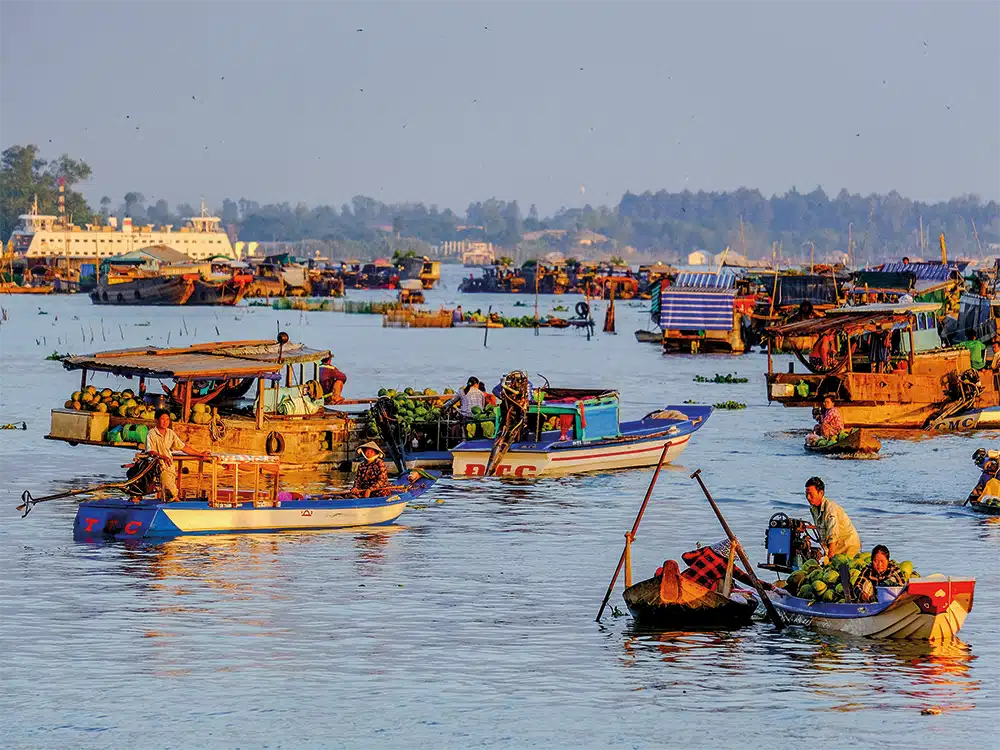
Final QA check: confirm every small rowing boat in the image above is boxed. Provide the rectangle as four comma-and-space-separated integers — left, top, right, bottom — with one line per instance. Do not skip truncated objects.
767, 575, 975, 640
623, 559, 758, 629
804, 427, 881, 456
966, 448, 1000, 515
68, 454, 438, 541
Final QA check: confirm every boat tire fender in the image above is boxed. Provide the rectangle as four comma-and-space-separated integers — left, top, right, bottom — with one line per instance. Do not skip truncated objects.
575, 301, 590, 318
266, 431, 285, 455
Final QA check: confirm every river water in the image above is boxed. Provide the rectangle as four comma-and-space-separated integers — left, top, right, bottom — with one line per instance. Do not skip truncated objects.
0, 266, 997, 749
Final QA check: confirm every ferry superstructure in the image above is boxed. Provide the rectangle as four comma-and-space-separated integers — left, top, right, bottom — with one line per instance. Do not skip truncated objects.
8, 199, 237, 262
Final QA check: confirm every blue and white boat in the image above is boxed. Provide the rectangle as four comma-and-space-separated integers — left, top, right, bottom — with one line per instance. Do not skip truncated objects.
451, 392, 710, 478
69, 454, 438, 541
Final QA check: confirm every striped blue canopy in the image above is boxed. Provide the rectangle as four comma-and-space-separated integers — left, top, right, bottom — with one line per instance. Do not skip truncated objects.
660, 289, 735, 331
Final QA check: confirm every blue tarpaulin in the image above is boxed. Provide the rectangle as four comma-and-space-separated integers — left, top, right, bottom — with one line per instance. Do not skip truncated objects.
660, 289, 735, 331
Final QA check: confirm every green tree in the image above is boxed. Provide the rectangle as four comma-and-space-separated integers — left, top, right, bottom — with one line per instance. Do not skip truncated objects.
0, 144, 93, 238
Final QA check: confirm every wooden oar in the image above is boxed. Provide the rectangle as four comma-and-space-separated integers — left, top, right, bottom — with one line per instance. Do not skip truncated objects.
689, 469, 785, 630
595, 442, 671, 622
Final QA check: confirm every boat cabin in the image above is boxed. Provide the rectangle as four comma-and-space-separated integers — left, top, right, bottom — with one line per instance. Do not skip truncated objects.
47, 338, 362, 467
764, 302, 1000, 428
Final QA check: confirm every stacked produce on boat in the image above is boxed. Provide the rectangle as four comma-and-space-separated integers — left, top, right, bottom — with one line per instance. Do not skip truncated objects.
778, 553, 919, 603
64, 385, 162, 420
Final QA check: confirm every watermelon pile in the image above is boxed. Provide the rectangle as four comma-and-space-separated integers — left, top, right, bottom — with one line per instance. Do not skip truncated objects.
778, 553, 919, 603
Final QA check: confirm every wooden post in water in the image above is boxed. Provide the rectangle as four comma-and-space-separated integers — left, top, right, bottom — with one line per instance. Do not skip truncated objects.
483, 305, 492, 348
534, 263, 540, 337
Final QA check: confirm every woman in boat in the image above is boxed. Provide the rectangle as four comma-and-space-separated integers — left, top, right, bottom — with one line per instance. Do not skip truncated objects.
852, 545, 906, 602
352, 441, 390, 498
811, 396, 845, 440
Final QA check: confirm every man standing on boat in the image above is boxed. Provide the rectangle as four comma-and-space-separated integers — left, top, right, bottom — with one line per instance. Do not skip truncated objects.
352, 441, 390, 498
805, 476, 862, 560
145, 409, 210, 501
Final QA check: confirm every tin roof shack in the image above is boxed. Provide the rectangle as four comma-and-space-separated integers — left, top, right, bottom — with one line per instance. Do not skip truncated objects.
658, 270, 757, 354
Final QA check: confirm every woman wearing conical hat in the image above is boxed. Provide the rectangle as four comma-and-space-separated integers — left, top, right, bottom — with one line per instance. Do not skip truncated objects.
352, 441, 390, 497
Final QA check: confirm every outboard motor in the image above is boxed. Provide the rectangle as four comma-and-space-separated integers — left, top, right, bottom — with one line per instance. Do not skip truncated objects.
759, 512, 819, 573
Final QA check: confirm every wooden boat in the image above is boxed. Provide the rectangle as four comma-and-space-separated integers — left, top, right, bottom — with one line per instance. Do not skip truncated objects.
634, 329, 661, 343
965, 450, 1000, 515
453, 319, 504, 329
186, 276, 250, 306
804, 427, 881, 455
767, 575, 976, 640
0, 281, 54, 294
46, 338, 363, 469
70, 454, 438, 541
452, 396, 710, 478
766, 302, 1000, 429
90, 275, 194, 305
623, 559, 758, 628
970, 496, 1000, 515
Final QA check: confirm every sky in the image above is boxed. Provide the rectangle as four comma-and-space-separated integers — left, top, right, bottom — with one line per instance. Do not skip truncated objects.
2, 1, 998, 215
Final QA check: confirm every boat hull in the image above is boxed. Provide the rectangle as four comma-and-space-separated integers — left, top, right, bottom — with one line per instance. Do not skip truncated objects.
451, 405, 710, 478
804, 428, 881, 455
767, 576, 975, 641
186, 278, 247, 306
73, 472, 437, 540
624, 561, 758, 629
91, 276, 194, 305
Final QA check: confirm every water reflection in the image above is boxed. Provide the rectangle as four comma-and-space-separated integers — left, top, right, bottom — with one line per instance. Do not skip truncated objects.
617, 621, 979, 714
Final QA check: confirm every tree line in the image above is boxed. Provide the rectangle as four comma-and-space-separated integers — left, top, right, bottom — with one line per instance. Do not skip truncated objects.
2, 144, 997, 261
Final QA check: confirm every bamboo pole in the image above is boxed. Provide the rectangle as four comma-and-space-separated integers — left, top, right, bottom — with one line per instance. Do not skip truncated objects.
595, 442, 672, 622
690, 470, 784, 629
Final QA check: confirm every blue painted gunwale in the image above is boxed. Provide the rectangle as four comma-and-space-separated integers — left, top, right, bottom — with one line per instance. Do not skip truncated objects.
770, 589, 901, 619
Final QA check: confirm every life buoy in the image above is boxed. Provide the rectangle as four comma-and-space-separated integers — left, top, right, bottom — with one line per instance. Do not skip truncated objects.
265, 431, 285, 455
575, 301, 590, 318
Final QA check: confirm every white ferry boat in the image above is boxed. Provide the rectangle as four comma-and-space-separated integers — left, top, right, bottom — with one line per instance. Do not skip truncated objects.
8, 199, 237, 262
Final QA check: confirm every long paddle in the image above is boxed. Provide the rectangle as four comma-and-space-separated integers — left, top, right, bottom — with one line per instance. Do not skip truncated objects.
595, 442, 671, 622
689, 469, 785, 630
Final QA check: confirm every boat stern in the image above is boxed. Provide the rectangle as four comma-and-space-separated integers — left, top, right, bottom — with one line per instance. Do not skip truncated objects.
74, 499, 164, 542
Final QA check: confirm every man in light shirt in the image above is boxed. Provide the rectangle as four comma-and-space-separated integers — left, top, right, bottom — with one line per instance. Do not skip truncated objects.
805, 476, 862, 559
145, 409, 210, 500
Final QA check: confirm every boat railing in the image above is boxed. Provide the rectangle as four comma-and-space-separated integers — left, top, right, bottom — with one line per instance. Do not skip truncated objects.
172, 453, 281, 508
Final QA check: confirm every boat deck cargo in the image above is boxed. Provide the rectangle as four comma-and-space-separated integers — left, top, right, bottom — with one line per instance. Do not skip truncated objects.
47, 338, 364, 468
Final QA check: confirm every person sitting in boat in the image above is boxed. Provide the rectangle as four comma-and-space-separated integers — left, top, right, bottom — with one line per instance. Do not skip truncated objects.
145, 409, 210, 501
810, 396, 845, 440
476, 379, 497, 407
452, 305, 464, 324
806, 476, 862, 559
654, 539, 769, 592
455, 377, 486, 418
352, 441, 390, 498
852, 544, 906, 603
319, 356, 348, 403
966, 454, 1000, 507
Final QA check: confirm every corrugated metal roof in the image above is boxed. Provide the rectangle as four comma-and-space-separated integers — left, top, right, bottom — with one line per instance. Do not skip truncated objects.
672, 271, 737, 290
877, 262, 964, 281
62, 341, 330, 379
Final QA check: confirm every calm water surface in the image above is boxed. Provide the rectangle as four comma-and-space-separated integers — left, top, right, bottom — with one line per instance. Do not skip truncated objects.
1, 269, 997, 749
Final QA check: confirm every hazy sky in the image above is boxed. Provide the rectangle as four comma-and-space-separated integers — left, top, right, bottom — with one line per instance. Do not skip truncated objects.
2, 1, 998, 214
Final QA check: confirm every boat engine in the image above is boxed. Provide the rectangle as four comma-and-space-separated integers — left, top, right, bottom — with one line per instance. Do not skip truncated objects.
759, 512, 820, 573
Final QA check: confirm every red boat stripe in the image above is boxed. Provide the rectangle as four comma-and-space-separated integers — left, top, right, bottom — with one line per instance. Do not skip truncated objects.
549, 436, 689, 462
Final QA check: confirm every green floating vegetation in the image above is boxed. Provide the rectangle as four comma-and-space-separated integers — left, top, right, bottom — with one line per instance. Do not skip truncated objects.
694, 373, 749, 384
44, 350, 71, 361
713, 401, 747, 410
